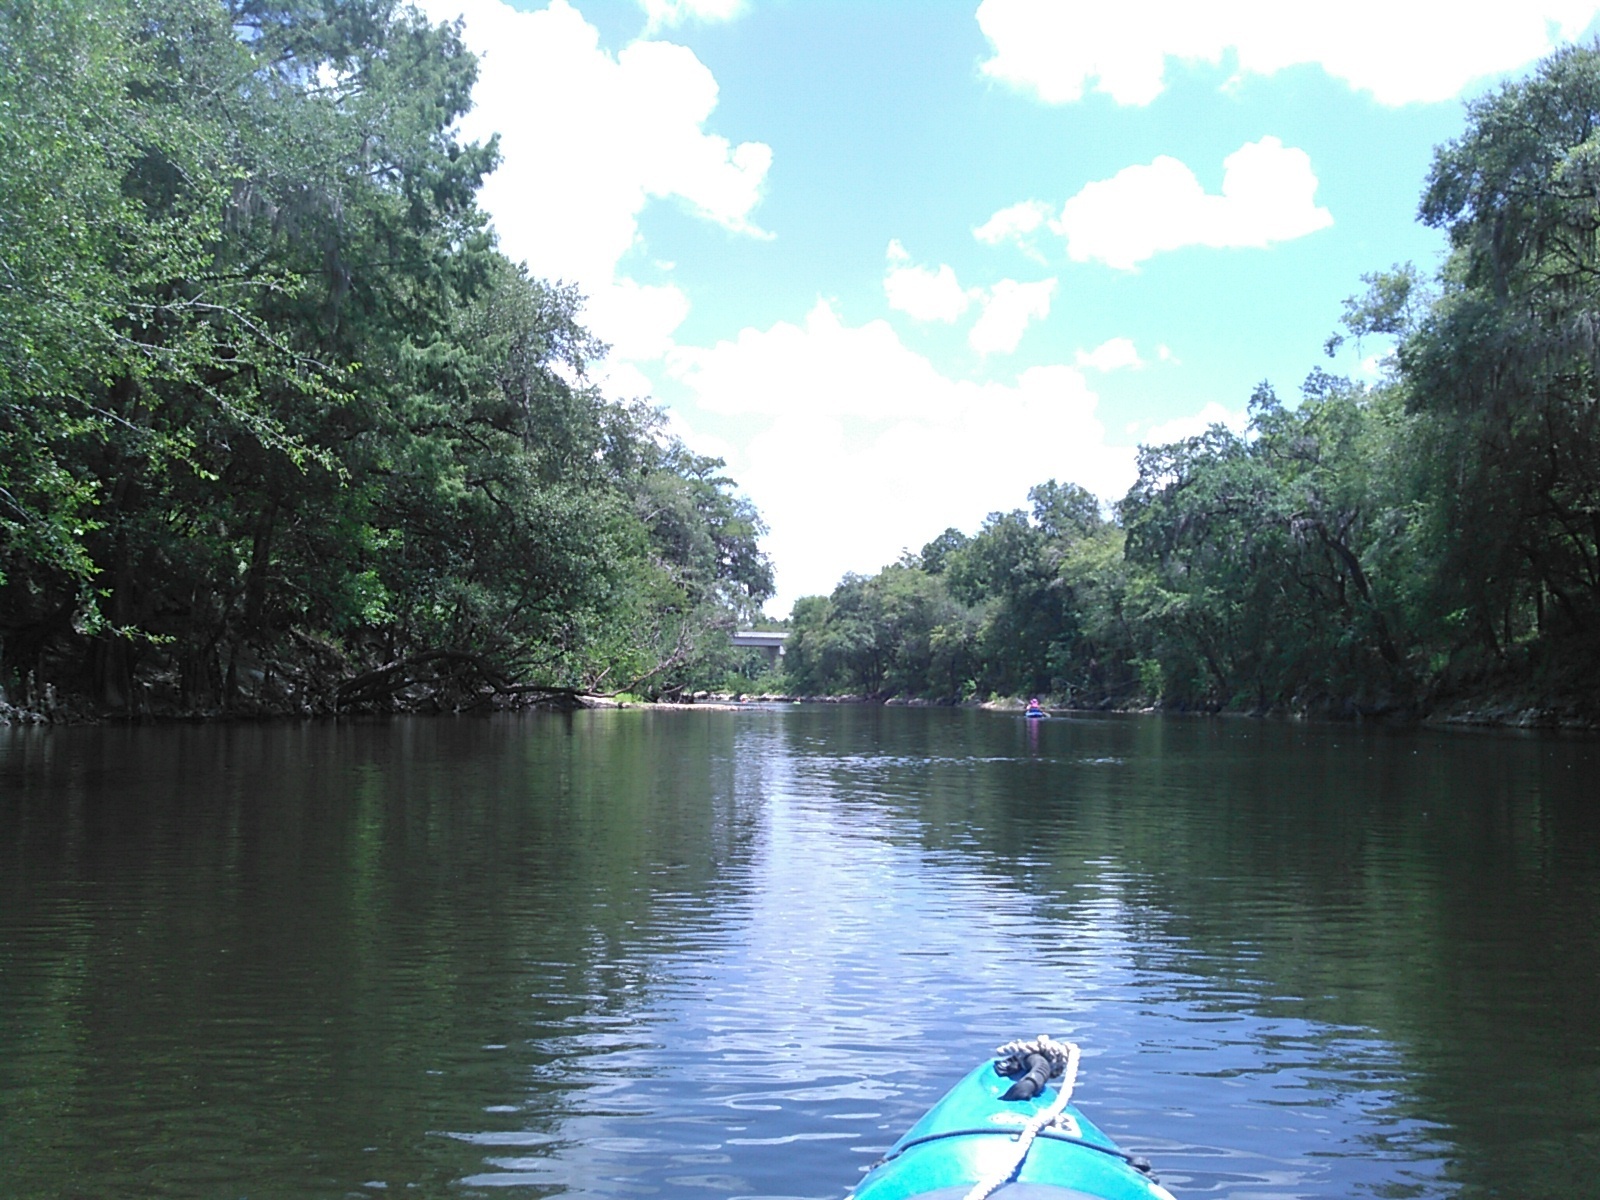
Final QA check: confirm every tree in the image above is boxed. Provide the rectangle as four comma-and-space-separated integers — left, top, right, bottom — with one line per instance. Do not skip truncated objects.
1119, 378, 1415, 711
0, 0, 137, 589
1402, 40, 1600, 669
1, 0, 773, 714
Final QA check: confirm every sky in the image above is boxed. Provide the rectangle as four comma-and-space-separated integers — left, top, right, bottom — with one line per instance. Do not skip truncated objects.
414, 0, 1600, 615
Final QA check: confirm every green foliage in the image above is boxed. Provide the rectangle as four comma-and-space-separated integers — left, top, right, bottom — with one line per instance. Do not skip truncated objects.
1401, 41, 1600, 666
1119, 378, 1415, 710
783, 480, 1121, 702
0, 0, 769, 713
779, 41, 1600, 721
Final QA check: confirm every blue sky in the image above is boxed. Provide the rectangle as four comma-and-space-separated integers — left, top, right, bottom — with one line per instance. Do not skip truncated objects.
416, 0, 1600, 614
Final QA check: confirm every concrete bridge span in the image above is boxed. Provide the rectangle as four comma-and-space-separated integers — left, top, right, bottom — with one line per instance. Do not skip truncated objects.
730, 630, 789, 666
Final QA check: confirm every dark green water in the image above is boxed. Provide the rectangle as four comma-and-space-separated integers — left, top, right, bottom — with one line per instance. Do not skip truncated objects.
2, 709, 1597, 1200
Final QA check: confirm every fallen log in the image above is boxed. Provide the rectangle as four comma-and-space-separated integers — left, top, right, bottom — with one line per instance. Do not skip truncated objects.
334, 651, 582, 712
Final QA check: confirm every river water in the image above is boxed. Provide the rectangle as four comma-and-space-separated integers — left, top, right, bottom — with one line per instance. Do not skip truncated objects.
2, 708, 1597, 1200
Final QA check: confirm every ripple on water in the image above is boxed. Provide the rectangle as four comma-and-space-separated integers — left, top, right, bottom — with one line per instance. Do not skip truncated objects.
4, 711, 1593, 1199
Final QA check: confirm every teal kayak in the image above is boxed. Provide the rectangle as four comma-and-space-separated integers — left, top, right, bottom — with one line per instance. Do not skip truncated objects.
850, 1040, 1174, 1200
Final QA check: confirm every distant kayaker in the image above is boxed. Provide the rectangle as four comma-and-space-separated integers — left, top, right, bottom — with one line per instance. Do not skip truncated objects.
1024, 697, 1046, 718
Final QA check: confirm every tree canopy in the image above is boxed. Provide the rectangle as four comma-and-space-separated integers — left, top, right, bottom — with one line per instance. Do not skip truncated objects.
1, 0, 771, 715
782, 41, 1600, 722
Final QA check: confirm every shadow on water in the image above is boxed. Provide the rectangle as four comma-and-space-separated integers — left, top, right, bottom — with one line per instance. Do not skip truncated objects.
2, 709, 1597, 1199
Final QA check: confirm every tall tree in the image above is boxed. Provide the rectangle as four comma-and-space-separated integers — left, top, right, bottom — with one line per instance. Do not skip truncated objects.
1405, 40, 1600, 666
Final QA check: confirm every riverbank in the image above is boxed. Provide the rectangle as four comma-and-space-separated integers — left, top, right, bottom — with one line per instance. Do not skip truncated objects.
0, 687, 765, 725
5, 683, 1595, 730
0, 687, 610, 726
639, 690, 1600, 730
720, 689, 1600, 731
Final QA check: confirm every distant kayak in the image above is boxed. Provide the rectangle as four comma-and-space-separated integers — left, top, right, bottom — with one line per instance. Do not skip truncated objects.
850, 1038, 1173, 1200
1023, 709, 1048, 719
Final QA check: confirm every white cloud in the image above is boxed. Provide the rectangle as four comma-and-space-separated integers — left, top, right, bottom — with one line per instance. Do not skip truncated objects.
1143, 401, 1248, 445
640, 0, 744, 31
968, 278, 1057, 354
1359, 352, 1390, 379
416, 0, 771, 361
975, 0, 1600, 107
973, 200, 1054, 261
1076, 337, 1144, 372
659, 406, 739, 467
664, 301, 1136, 611
581, 277, 693, 362
881, 243, 1055, 351
595, 360, 657, 403
883, 240, 972, 322
1039, 137, 1332, 270
669, 301, 960, 421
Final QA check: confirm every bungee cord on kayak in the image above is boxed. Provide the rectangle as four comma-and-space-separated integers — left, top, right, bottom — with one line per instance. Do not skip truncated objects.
962, 1038, 1081, 1200
993, 1036, 1077, 1101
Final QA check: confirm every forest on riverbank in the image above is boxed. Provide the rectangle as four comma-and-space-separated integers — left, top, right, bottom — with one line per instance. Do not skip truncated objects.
7, 5, 1600, 725
1, 0, 772, 719
781, 43, 1600, 724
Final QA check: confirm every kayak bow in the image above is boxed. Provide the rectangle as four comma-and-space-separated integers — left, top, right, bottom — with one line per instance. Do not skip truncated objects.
850, 1038, 1174, 1200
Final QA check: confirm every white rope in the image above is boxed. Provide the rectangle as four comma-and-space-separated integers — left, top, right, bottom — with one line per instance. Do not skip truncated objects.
961, 1037, 1081, 1200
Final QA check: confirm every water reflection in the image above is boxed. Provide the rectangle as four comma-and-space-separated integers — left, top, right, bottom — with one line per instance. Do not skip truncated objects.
2, 710, 1597, 1199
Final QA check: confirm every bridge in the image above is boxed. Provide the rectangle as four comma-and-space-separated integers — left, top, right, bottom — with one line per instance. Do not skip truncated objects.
730, 630, 789, 666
